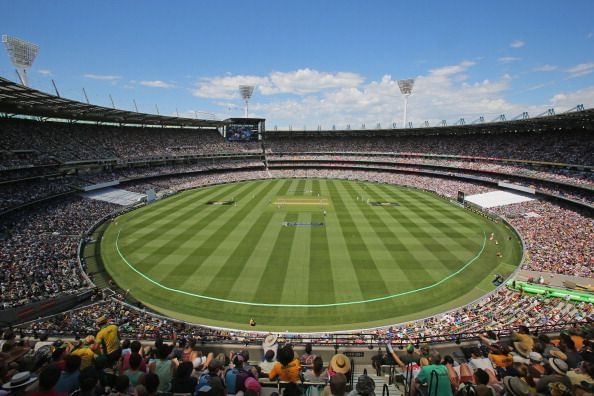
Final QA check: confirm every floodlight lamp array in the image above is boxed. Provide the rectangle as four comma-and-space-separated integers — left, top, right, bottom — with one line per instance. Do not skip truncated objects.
398, 79, 415, 95
239, 85, 255, 100
2, 35, 39, 68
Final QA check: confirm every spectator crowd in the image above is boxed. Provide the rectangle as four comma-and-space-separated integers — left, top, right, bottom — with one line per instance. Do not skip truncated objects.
2, 310, 594, 396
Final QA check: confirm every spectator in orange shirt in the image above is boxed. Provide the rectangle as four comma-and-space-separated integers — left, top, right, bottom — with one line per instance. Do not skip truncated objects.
268, 345, 301, 383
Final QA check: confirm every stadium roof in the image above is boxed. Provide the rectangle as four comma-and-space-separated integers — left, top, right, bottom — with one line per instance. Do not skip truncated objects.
266, 108, 594, 137
0, 77, 226, 128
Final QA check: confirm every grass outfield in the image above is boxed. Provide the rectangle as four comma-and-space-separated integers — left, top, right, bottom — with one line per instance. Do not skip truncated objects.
101, 178, 522, 332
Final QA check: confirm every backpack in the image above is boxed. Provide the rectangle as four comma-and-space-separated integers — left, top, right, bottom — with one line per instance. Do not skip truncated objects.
225, 367, 250, 394
197, 372, 213, 390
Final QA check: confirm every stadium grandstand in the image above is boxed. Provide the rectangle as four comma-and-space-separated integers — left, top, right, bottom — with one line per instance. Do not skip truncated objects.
2, 2, 594, 393
1, 72, 593, 395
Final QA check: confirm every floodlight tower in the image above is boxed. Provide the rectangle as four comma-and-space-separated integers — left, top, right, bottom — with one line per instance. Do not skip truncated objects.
397, 79, 415, 128
2, 35, 39, 86
239, 85, 255, 118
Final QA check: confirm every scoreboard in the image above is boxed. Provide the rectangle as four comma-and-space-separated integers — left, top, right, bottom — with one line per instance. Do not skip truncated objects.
223, 117, 265, 142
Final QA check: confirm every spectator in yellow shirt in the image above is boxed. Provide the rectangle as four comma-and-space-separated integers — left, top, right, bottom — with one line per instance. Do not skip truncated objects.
95, 316, 121, 363
71, 336, 97, 370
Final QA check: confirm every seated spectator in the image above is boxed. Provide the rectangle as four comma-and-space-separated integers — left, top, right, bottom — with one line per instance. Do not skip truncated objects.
171, 361, 197, 393
27, 364, 66, 396
259, 349, 276, 376
224, 353, 251, 394
112, 375, 130, 396
488, 343, 513, 370
123, 353, 145, 387
74, 366, 100, 396
536, 358, 572, 393
473, 369, 497, 396
119, 340, 146, 374
55, 355, 82, 393
414, 351, 452, 396
304, 356, 328, 383
140, 373, 160, 396
148, 344, 175, 392
348, 375, 375, 396
71, 336, 97, 371
262, 334, 278, 357
567, 361, 594, 387
468, 347, 494, 373
559, 334, 584, 369
1, 371, 38, 396
51, 341, 70, 371
268, 345, 301, 383
196, 360, 225, 396
328, 354, 351, 379
324, 373, 347, 396
502, 376, 530, 396
301, 343, 316, 366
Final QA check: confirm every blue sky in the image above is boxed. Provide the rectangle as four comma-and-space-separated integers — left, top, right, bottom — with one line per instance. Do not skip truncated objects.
2, 0, 594, 128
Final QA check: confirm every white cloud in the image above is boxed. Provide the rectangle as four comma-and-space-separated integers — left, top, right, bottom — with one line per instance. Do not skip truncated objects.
510, 40, 525, 48
550, 85, 594, 108
264, 69, 363, 95
192, 74, 270, 99
191, 68, 364, 99
498, 57, 521, 64
192, 60, 593, 129
37, 69, 52, 76
247, 61, 521, 128
83, 73, 121, 81
139, 80, 175, 89
428, 61, 475, 77
533, 64, 558, 72
565, 62, 594, 78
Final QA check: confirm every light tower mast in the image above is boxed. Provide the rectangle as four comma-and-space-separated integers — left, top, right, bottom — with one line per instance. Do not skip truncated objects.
2, 35, 39, 87
397, 79, 415, 128
239, 85, 255, 118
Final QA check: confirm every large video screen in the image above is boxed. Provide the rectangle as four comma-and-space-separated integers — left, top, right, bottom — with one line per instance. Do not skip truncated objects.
227, 125, 257, 141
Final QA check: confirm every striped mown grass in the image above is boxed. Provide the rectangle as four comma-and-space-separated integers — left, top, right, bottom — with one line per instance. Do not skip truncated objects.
101, 178, 522, 332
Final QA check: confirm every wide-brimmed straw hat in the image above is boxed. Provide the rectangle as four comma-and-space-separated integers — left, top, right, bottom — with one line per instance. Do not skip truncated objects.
513, 342, 531, 358
263, 334, 278, 349
330, 353, 351, 374
2, 371, 38, 390
548, 358, 568, 375
503, 376, 530, 396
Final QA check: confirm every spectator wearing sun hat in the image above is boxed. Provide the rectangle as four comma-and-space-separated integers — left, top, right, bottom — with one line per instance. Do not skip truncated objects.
502, 376, 530, 396
512, 326, 534, 353
328, 354, 352, 378
536, 358, 572, 394
2, 371, 38, 396
262, 334, 278, 356
526, 351, 545, 385
95, 315, 121, 364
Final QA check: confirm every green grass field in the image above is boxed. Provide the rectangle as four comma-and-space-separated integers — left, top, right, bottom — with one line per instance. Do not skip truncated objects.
101, 178, 522, 332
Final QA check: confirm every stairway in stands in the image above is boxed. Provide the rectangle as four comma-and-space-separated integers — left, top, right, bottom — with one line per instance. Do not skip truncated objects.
352, 365, 404, 396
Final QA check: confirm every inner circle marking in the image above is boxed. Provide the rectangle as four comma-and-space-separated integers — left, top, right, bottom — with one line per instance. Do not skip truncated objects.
114, 225, 487, 308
